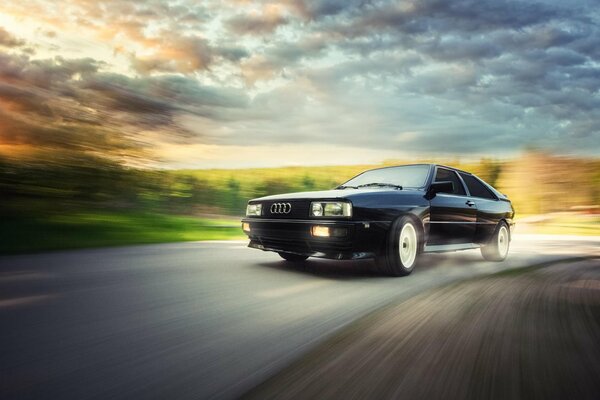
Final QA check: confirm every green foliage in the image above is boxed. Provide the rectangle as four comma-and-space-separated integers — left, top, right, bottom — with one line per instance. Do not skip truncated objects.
256, 179, 294, 198
1, 152, 598, 220
1, 151, 599, 254
0, 212, 244, 254
302, 175, 316, 190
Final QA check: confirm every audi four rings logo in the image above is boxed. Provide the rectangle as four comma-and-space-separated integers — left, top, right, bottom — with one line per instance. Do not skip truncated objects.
270, 202, 292, 214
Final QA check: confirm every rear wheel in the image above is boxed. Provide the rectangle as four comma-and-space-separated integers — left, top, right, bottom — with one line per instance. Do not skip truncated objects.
376, 216, 420, 276
278, 252, 309, 262
481, 221, 510, 261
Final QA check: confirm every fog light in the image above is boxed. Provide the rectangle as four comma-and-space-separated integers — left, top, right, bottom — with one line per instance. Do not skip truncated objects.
312, 226, 330, 237
242, 222, 251, 232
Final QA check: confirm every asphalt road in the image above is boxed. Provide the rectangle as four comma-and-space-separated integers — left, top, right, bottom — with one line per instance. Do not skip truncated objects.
245, 258, 600, 399
1, 235, 599, 400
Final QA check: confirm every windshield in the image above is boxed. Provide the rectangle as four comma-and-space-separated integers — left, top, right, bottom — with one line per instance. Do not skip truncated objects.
340, 165, 430, 189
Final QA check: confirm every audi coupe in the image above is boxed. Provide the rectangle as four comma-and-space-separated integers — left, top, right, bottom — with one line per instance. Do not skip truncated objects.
242, 164, 514, 276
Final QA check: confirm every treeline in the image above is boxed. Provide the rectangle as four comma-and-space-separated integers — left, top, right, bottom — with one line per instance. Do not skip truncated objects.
1, 152, 598, 217
0, 163, 347, 217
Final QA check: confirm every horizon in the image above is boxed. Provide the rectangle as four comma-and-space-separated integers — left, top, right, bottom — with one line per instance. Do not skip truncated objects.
2, 146, 598, 171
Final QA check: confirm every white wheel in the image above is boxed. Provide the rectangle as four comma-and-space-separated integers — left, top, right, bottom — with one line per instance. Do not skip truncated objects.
399, 222, 417, 269
497, 225, 509, 259
481, 221, 510, 261
376, 216, 420, 276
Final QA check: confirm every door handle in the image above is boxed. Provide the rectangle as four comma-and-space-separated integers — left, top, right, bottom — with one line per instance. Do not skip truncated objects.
466, 200, 475, 207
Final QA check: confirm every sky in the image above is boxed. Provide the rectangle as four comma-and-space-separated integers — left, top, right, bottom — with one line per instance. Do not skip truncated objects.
0, 0, 599, 168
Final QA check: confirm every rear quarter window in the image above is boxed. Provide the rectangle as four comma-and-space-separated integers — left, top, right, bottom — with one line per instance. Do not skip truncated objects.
459, 174, 497, 200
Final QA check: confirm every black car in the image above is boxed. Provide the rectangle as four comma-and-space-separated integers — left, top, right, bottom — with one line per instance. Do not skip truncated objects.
242, 164, 514, 276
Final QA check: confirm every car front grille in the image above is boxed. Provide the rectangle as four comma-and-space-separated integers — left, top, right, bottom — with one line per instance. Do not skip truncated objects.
263, 200, 310, 219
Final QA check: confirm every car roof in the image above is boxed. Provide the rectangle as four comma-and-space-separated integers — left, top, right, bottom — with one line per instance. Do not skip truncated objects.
379, 163, 472, 175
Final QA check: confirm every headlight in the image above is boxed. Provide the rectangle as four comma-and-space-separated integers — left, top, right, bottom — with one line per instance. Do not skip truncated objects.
310, 201, 352, 217
246, 203, 262, 216
311, 202, 323, 216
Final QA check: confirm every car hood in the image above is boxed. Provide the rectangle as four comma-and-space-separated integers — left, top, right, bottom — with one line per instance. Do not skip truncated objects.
252, 188, 424, 201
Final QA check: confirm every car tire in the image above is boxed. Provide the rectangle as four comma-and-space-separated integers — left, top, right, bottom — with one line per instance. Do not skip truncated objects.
278, 252, 309, 262
481, 221, 510, 261
376, 216, 420, 276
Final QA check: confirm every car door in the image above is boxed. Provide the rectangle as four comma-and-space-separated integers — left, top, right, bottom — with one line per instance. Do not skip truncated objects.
458, 173, 504, 244
428, 167, 477, 245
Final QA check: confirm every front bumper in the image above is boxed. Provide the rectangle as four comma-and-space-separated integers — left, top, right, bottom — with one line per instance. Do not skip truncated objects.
241, 218, 383, 260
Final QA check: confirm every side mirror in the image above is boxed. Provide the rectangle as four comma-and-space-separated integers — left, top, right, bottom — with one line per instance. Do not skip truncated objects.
429, 181, 454, 195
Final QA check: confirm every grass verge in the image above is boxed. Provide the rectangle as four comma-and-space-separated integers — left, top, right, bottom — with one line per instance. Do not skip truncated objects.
0, 211, 245, 255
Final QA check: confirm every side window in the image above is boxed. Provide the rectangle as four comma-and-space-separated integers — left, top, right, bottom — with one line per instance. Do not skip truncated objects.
434, 168, 466, 195
460, 173, 496, 200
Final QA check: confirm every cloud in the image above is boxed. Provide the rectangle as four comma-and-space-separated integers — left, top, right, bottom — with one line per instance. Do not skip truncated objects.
225, 5, 289, 35
130, 32, 250, 74
0, 0, 599, 166
130, 35, 215, 74
284, 0, 374, 20
0, 84, 54, 116
240, 36, 329, 84
339, 0, 566, 38
0, 50, 250, 159
0, 27, 25, 47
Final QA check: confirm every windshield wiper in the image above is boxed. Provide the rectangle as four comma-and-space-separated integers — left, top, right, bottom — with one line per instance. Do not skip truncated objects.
357, 183, 403, 190
335, 185, 358, 189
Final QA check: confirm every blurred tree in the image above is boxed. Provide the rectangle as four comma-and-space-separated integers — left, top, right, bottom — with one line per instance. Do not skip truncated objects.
478, 158, 502, 187
301, 175, 316, 191
1, 152, 598, 219
224, 178, 245, 214
256, 179, 293, 198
